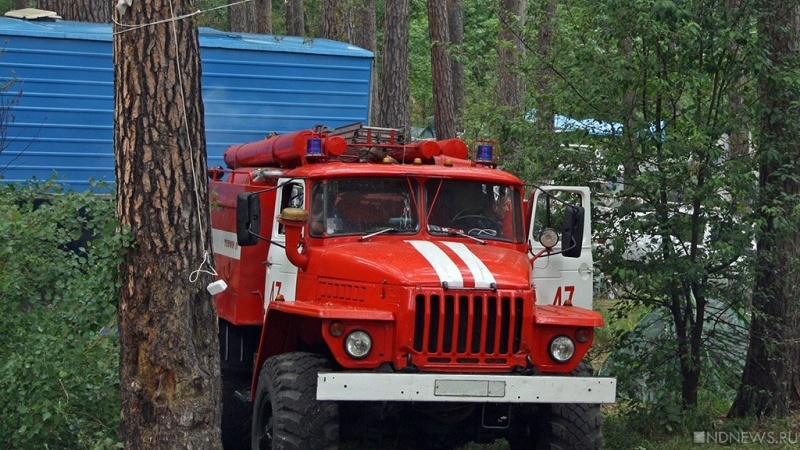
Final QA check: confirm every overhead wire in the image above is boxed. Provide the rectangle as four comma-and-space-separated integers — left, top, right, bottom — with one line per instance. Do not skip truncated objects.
112, 0, 251, 35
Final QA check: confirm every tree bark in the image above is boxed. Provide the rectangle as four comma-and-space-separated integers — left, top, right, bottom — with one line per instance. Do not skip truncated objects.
447, 0, 465, 125
229, 0, 271, 34
377, 0, 410, 139
725, 0, 750, 156
114, 0, 222, 447
498, 0, 526, 114
427, 0, 456, 139
37, 0, 111, 22
498, 0, 527, 162
322, 0, 353, 42
228, 0, 249, 32
730, 0, 800, 418
285, 0, 305, 36
253, 0, 272, 34
534, 0, 554, 132
352, 0, 377, 125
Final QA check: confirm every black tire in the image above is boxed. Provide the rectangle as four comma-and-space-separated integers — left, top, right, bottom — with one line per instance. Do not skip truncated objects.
508, 361, 603, 450
251, 352, 339, 450
537, 402, 603, 450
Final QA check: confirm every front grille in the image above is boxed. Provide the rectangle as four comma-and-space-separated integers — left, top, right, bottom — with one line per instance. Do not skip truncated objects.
413, 293, 524, 364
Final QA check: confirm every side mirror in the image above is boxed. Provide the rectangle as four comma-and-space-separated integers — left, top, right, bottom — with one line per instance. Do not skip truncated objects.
561, 205, 584, 258
236, 193, 261, 246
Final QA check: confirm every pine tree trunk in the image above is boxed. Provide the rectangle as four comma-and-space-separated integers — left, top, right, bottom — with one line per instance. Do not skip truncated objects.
427, 0, 456, 139
352, 0, 378, 125
535, 0, 554, 132
447, 0, 464, 125
37, 0, 111, 22
253, 0, 272, 34
377, 0, 410, 138
228, 0, 249, 32
498, 0, 527, 163
322, 0, 353, 42
229, 0, 271, 34
498, 0, 526, 114
725, 0, 750, 156
286, 0, 305, 36
730, 0, 800, 418
114, 0, 222, 447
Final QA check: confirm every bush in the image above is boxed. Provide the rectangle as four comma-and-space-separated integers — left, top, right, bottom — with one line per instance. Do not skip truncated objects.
0, 181, 127, 449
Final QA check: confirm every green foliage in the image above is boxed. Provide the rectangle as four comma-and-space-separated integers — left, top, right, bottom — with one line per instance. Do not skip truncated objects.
605, 403, 800, 449
499, 0, 762, 413
0, 181, 128, 449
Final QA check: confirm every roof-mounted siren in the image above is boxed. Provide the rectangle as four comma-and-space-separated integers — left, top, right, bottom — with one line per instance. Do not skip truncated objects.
384, 138, 468, 164
224, 129, 347, 169
473, 139, 498, 167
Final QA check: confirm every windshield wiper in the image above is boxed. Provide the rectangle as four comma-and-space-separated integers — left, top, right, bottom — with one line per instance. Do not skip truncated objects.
450, 229, 486, 245
359, 228, 398, 241
428, 225, 486, 245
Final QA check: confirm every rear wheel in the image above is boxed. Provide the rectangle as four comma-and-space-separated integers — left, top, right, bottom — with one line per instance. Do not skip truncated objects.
507, 361, 603, 450
251, 352, 339, 450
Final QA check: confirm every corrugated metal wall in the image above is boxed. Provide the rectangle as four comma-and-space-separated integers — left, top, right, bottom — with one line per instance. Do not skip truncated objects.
0, 18, 372, 192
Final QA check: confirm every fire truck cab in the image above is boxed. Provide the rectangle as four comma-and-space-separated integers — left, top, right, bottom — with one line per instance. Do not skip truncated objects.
210, 123, 616, 449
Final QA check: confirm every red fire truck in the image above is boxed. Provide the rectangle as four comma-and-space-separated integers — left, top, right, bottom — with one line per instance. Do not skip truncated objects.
209, 123, 616, 449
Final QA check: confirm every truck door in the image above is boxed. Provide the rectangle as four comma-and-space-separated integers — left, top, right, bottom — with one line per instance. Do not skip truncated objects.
264, 180, 304, 308
528, 186, 594, 309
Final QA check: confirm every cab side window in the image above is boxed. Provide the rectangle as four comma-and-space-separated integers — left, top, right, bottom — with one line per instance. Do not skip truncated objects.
278, 183, 304, 235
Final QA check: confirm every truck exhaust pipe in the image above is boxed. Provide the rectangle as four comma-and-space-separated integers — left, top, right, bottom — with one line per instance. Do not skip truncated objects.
277, 207, 310, 270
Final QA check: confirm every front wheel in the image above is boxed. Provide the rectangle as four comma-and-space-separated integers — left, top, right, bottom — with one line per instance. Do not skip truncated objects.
251, 352, 339, 450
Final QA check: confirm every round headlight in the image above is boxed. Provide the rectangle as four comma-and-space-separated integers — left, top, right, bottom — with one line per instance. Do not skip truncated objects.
549, 335, 575, 363
539, 228, 560, 248
344, 330, 372, 359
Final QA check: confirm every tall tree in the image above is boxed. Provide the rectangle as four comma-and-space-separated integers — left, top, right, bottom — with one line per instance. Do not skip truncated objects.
730, 0, 800, 418
37, 0, 111, 22
377, 0, 410, 139
253, 0, 272, 34
497, 0, 526, 162
322, 0, 353, 42
352, 0, 378, 125
533, 0, 757, 410
427, 0, 456, 139
229, 0, 272, 34
497, 0, 526, 114
113, 0, 221, 447
228, 0, 249, 32
447, 0, 465, 124
534, 0, 554, 132
286, 0, 305, 36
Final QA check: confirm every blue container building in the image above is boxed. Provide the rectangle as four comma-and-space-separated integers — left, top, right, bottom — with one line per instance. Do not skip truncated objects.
0, 17, 373, 192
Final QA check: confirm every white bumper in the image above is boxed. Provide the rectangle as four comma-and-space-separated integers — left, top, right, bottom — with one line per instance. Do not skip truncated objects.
317, 372, 616, 404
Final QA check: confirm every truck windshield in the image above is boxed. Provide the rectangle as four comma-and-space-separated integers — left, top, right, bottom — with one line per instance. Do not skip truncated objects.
425, 179, 524, 242
309, 178, 420, 237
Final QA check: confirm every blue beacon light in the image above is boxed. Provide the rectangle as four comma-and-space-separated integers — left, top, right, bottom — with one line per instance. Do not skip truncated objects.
307, 137, 323, 157
476, 143, 493, 162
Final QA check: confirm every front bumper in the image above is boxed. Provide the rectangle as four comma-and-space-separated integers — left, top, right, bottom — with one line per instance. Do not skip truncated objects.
317, 372, 616, 404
